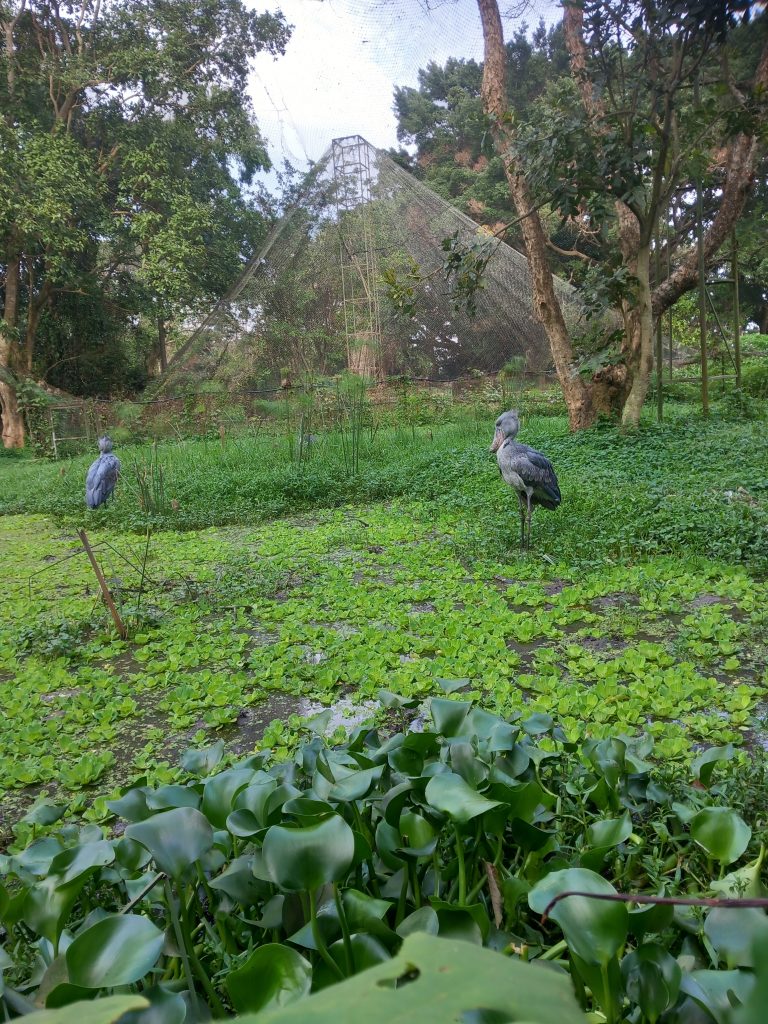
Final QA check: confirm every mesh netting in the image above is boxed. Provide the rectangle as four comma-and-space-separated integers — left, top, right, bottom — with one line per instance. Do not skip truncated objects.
159, 135, 584, 393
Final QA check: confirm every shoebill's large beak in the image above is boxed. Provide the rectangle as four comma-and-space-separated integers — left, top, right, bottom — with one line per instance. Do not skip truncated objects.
490, 428, 503, 453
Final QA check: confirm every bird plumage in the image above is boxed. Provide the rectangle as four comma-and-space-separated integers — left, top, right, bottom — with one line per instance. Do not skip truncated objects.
490, 410, 560, 548
85, 437, 121, 509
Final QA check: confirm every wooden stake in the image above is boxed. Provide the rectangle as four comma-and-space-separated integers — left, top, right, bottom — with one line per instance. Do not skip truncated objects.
78, 528, 127, 639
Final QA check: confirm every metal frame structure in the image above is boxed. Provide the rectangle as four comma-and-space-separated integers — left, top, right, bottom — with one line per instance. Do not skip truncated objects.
331, 135, 382, 379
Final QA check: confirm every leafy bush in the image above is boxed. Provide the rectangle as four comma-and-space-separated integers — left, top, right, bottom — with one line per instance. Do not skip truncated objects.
2, 693, 766, 1022
741, 361, 768, 399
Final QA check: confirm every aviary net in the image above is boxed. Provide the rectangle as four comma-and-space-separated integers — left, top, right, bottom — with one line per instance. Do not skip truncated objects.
159, 135, 583, 394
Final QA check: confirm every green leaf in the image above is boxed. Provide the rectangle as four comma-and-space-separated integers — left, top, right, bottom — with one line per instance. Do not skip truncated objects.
425, 774, 501, 824
65, 914, 164, 988
585, 812, 632, 849
262, 815, 356, 891
397, 906, 439, 938
126, 806, 213, 877
241, 933, 584, 1023
528, 868, 628, 965
691, 744, 734, 787
621, 943, 681, 1023
704, 908, 768, 968
21, 996, 149, 1023
226, 944, 312, 1014
690, 807, 751, 865
202, 768, 255, 828
181, 741, 225, 776
430, 698, 472, 736
48, 843, 115, 885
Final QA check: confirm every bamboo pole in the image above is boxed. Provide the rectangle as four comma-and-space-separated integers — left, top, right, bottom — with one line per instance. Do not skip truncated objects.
78, 529, 127, 639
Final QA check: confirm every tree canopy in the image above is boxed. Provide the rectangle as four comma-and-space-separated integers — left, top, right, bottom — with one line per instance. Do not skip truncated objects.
0, 0, 289, 446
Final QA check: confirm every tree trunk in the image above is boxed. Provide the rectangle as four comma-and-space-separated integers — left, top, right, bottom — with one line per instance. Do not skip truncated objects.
621, 245, 654, 426
477, 0, 596, 430
0, 247, 25, 447
0, 377, 25, 448
158, 317, 168, 373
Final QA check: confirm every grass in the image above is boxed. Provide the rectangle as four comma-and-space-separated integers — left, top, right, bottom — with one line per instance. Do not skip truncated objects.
1, 403, 767, 841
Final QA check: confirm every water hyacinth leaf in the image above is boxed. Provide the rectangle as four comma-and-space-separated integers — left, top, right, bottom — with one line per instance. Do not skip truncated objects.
430, 698, 472, 737
15, 837, 64, 876
125, 807, 214, 878
425, 773, 502, 824
396, 906, 439, 938
627, 902, 674, 940
690, 807, 751, 865
528, 868, 628, 965
731, 927, 768, 1024
226, 944, 312, 1014
328, 766, 383, 802
521, 713, 554, 736
438, 678, 471, 694
48, 843, 115, 885
242, 933, 584, 1024
201, 768, 255, 828
22, 877, 89, 946
21, 803, 67, 827
119, 985, 187, 1024
114, 838, 152, 872
710, 847, 766, 898
680, 969, 755, 1024
704, 908, 768, 968
226, 808, 262, 837
209, 856, 267, 905
621, 944, 682, 1022
509, 818, 552, 853
585, 812, 632, 849
262, 815, 355, 891
21, 996, 150, 1022
65, 914, 164, 988
691, 744, 735, 787
328, 932, 390, 974
234, 779, 278, 825
342, 890, 392, 931
106, 788, 151, 823
180, 741, 224, 776
145, 785, 200, 812
282, 797, 335, 822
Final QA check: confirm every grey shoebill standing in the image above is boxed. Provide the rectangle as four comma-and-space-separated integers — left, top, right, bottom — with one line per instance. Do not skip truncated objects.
490, 411, 561, 549
85, 436, 121, 509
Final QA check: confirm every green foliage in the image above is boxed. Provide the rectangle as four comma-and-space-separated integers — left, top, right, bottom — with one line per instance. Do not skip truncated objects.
0, 0, 290, 397
741, 362, 768, 399
1, 702, 766, 1021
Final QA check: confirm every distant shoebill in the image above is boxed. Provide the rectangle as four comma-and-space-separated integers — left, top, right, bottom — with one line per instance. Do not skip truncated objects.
490, 410, 561, 549
85, 436, 121, 509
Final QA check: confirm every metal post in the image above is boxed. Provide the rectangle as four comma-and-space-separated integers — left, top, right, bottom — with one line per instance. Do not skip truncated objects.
695, 77, 709, 416
732, 230, 741, 387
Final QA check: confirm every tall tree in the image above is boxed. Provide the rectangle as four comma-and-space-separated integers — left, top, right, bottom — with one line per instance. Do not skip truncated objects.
476, 0, 768, 427
0, 0, 289, 447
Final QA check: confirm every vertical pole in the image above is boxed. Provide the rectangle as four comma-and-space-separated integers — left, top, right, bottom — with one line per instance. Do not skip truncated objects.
732, 229, 741, 387
666, 208, 673, 379
654, 228, 663, 421
78, 529, 127, 639
694, 77, 709, 416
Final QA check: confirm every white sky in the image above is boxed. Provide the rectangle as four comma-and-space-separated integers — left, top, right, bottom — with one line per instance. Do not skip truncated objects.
247, 0, 561, 176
